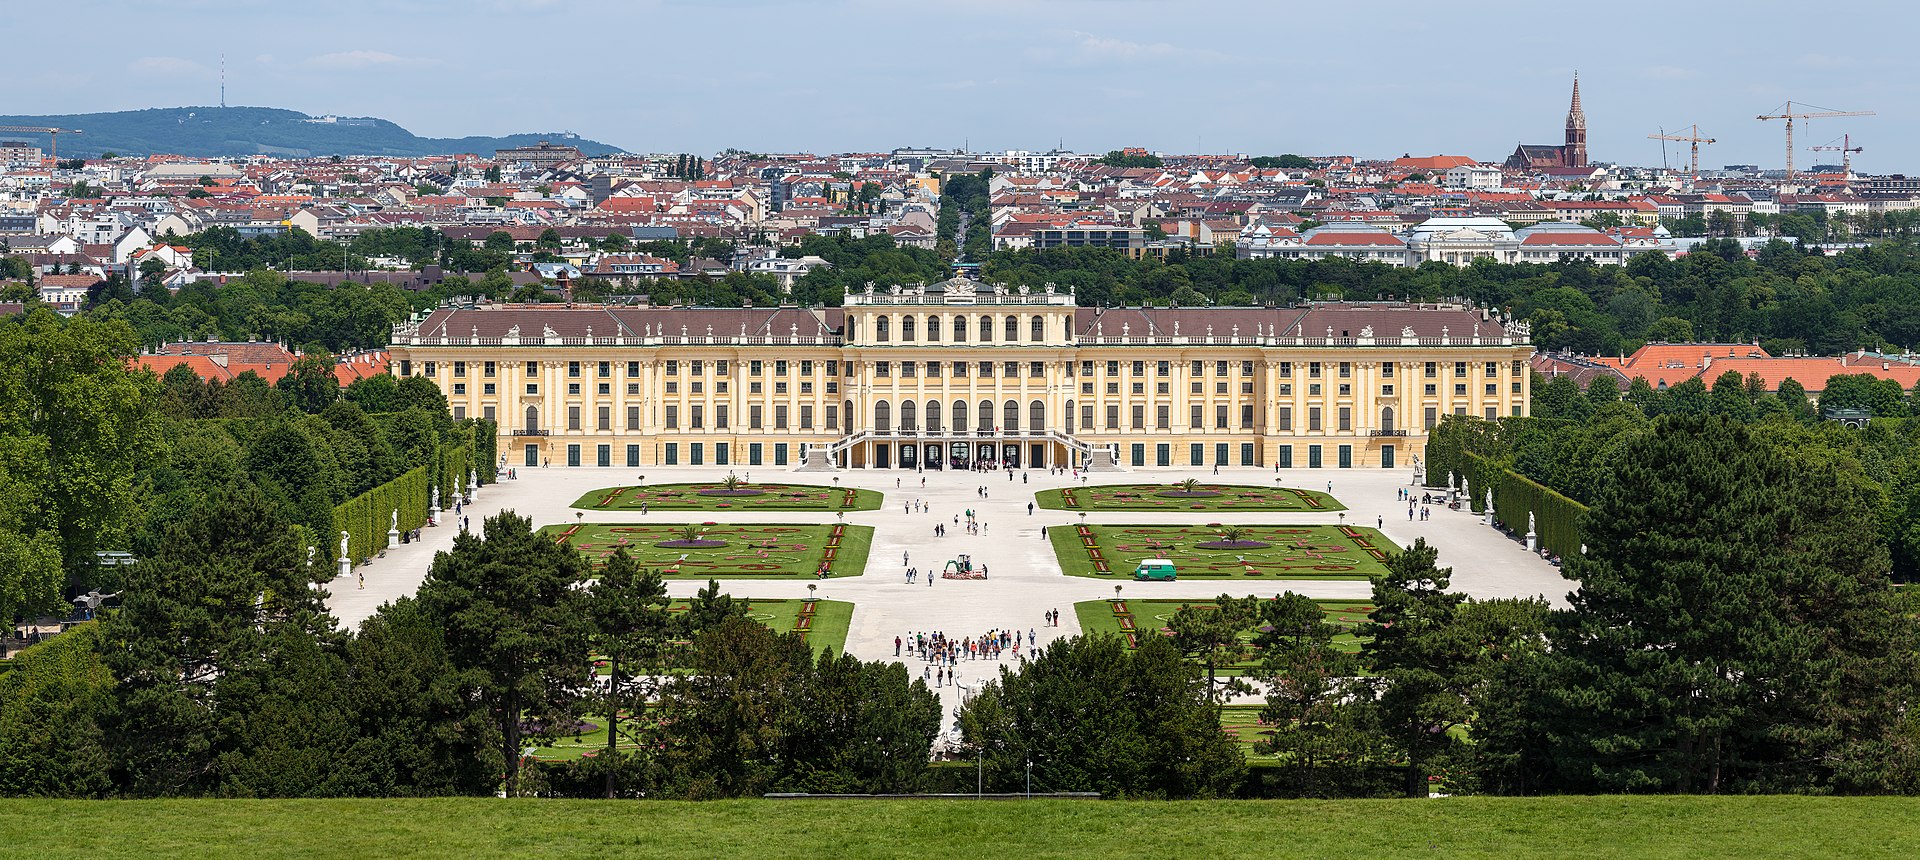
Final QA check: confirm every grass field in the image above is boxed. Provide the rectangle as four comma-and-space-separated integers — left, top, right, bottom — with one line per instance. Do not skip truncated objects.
1036, 482, 1345, 512
5, 797, 1919, 859
572, 482, 883, 512
540, 522, 873, 579
1050, 523, 1394, 580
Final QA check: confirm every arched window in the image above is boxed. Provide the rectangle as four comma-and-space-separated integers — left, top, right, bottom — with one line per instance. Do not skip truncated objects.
1030, 400, 1045, 429
978, 315, 992, 341
525, 405, 539, 433
1004, 315, 1018, 341
953, 317, 967, 342
953, 400, 968, 431
977, 399, 993, 431
874, 400, 891, 432
902, 316, 916, 342
926, 315, 940, 342
900, 400, 917, 431
927, 400, 942, 431
1031, 315, 1045, 342
1064, 316, 1074, 340
1003, 399, 1020, 431
1065, 399, 1075, 431
843, 400, 853, 430
875, 315, 890, 343
1381, 407, 1395, 434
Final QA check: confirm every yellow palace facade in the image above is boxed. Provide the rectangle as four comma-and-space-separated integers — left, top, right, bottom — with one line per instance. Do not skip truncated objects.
387, 278, 1533, 473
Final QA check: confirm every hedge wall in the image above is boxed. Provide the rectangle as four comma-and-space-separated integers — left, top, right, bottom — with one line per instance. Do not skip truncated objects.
1461, 451, 1586, 560
331, 464, 431, 565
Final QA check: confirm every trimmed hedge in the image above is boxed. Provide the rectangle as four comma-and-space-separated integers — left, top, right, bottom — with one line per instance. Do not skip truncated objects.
331, 465, 431, 565
1454, 451, 1586, 560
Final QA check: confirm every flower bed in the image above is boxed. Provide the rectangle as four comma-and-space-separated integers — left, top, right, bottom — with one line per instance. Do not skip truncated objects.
545, 522, 871, 579
1035, 483, 1344, 512
1052, 524, 1395, 580
572, 483, 883, 512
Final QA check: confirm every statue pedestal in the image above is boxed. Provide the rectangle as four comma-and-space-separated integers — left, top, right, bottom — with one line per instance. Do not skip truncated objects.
338, 556, 351, 580
1525, 531, 1538, 553
1484, 509, 1495, 526
388, 526, 402, 547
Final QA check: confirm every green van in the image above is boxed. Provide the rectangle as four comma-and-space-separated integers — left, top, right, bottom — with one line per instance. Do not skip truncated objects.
1133, 558, 1177, 581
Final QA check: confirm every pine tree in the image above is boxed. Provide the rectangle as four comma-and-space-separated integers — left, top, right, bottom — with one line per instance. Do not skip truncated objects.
417, 510, 590, 797
1358, 538, 1480, 798
585, 548, 671, 798
1538, 415, 1918, 792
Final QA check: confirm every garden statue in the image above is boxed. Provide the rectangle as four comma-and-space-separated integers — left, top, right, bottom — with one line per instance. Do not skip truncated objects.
1528, 511, 1536, 534
390, 509, 399, 532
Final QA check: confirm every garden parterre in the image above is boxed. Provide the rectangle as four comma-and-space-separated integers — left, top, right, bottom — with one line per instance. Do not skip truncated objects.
542, 522, 873, 579
1035, 482, 1345, 513
1050, 523, 1394, 580
1074, 598, 1372, 664
571, 482, 883, 512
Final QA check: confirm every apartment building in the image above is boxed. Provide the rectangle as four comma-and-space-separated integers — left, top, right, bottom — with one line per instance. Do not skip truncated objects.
387, 277, 1532, 472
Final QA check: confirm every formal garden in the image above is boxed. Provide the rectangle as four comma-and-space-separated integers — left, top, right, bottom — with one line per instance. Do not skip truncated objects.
1035, 479, 1345, 513
1074, 598, 1372, 662
1050, 523, 1394, 580
572, 475, 883, 512
541, 522, 872, 579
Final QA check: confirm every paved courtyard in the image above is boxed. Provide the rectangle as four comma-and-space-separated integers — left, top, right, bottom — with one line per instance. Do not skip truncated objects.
328, 463, 1570, 728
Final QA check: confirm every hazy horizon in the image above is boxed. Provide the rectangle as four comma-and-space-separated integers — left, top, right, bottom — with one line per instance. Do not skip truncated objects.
13, 0, 1915, 170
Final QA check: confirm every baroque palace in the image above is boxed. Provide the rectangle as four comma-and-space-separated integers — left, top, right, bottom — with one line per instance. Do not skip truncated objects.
387, 277, 1533, 472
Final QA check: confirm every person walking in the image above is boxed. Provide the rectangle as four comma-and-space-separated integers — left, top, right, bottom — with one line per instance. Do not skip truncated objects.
1378, 515, 1384, 529
895, 636, 902, 656
1027, 502, 1035, 515
903, 550, 909, 566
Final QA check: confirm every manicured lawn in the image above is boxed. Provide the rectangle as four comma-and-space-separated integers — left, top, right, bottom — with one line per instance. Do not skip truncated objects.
572, 482, 883, 512
7, 797, 1920, 859
1221, 705, 1281, 759
1036, 482, 1345, 512
1051, 523, 1394, 580
1075, 598, 1372, 675
541, 522, 873, 579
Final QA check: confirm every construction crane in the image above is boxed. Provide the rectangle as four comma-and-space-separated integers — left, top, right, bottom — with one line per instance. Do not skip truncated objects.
1756, 102, 1873, 180
1810, 133, 1863, 177
0, 126, 82, 164
1647, 125, 1716, 184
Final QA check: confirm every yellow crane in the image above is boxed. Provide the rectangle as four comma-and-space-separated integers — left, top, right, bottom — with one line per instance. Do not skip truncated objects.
1647, 125, 1716, 184
0, 126, 82, 164
1756, 102, 1873, 180
1810, 133, 1863, 177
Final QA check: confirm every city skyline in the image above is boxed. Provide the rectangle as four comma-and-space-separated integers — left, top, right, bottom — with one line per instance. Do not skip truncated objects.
10, 0, 1915, 169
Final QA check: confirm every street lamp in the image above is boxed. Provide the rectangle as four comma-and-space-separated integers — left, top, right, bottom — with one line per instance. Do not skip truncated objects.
1113, 584, 1122, 602
808, 582, 817, 600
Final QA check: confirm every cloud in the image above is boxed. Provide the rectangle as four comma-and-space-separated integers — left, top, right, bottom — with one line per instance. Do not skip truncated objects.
1071, 31, 1179, 61
1031, 30, 1241, 68
129, 56, 211, 78
303, 50, 433, 70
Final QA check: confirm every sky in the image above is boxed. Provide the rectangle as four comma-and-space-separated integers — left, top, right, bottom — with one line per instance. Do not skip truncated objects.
14, 0, 1920, 170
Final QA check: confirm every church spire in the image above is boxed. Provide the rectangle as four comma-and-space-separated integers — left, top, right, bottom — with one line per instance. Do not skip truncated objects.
1567, 72, 1585, 129
1564, 72, 1589, 167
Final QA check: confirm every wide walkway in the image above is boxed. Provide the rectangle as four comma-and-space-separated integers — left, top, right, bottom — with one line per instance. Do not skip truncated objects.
327, 463, 1570, 733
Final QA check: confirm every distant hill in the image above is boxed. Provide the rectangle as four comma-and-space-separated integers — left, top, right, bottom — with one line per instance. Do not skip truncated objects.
0, 106, 625, 159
